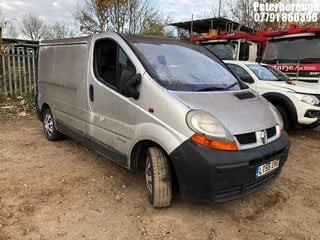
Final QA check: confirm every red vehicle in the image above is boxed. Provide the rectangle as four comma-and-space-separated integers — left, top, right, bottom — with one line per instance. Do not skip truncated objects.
259, 25, 320, 83
172, 18, 320, 83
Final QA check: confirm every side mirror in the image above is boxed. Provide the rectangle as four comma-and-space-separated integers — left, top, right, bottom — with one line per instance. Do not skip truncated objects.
240, 75, 254, 84
119, 70, 141, 100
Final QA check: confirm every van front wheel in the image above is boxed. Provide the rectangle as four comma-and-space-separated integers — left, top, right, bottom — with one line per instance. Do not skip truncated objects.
43, 109, 62, 141
145, 147, 172, 208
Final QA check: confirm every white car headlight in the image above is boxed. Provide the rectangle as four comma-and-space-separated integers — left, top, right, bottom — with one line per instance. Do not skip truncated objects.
291, 93, 320, 106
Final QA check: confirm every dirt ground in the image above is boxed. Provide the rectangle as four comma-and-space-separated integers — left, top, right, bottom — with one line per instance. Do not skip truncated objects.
0, 108, 320, 239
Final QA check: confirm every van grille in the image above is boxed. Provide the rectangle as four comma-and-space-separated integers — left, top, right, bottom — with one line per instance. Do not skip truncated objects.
236, 132, 256, 144
266, 127, 276, 138
235, 127, 277, 146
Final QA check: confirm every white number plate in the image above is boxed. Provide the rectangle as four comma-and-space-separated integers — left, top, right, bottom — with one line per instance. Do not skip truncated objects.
256, 159, 280, 178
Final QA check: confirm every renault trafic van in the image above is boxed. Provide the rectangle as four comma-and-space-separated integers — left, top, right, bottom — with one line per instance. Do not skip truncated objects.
36, 32, 290, 207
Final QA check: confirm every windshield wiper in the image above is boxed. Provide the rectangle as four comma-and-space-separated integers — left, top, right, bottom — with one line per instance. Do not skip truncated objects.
195, 82, 238, 92
223, 82, 238, 91
195, 86, 226, 92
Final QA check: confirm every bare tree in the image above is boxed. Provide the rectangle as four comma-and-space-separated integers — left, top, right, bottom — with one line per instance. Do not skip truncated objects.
226, 0, 293, 31
0, 12, 20, 49
125, 0, 159, 34
42, 21, 79, 40
109, 0, 127, 32
4, 23, 19, 39
75, 0, 112, 34
21, 13, 44, 40
75, 0, 166, 35
227, 0, 262, 30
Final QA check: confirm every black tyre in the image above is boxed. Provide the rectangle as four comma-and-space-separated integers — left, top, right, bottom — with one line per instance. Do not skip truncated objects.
275, 104, 291, 131
145, 147, 172, 208
42, 108, 62, 141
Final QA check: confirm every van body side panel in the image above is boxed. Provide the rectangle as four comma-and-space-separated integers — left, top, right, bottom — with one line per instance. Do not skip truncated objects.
38, 42, 90, 137
53, 43, 89, 135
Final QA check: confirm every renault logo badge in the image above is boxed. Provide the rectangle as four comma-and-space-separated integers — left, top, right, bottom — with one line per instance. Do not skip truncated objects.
260, 130, 267, 144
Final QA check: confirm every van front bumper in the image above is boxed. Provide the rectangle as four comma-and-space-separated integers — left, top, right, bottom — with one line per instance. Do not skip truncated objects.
169, 133, 290, 204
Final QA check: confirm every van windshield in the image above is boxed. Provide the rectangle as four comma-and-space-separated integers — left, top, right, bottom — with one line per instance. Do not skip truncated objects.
128, 36, 240, 91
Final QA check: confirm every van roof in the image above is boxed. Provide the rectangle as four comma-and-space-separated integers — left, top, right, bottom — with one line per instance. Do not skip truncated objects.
39, 35, 93, 46
39, 32, 191, 48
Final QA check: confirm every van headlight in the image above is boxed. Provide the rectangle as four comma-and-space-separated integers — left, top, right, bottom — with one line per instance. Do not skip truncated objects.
291, 93, 320, 106
186, 110, 238, 151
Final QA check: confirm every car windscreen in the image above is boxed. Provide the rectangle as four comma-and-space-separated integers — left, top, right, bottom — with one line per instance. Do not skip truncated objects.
247, 64, 290, 81
262, 36, 320, 63
126, 36, 240, 91
203, 41, 239, 60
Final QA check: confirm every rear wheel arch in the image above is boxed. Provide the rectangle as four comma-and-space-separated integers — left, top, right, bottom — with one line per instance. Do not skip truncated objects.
40, 103, 51, 121
40, 104, 64, 141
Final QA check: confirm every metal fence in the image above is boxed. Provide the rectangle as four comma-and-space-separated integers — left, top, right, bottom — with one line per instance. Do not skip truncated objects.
0, 46, 37, 96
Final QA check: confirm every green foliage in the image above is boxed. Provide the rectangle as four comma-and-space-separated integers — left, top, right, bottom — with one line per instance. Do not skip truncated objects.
16, 93, 35, 112
0, 92, 6, 101
142, 19, 166, 36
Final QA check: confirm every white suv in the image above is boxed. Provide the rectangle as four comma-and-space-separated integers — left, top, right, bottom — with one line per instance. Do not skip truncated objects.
225, 61, 320, 130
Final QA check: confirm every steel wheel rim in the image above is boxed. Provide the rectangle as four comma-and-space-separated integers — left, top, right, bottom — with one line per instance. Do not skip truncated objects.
44, 113, 53, 137
145, 156, 153, 193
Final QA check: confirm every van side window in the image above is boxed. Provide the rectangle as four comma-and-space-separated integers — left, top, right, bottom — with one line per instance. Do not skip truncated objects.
118, 48, 134, 74
94, 39, 136, 89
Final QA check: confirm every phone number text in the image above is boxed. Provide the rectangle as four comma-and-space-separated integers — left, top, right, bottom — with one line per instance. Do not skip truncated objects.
254, 12, 319, 22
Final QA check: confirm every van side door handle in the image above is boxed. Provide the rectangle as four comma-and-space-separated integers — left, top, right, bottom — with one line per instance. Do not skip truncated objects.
89, 84, 94, 102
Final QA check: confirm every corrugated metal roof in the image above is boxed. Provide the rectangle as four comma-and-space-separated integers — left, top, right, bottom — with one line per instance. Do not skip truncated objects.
170, 17, 255, 34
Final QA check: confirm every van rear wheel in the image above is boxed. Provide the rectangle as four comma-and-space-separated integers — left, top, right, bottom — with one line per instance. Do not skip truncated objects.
43, 109, 62, 141
145, 147, 172, 208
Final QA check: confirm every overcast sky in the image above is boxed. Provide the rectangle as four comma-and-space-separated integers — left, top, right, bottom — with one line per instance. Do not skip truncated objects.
0, 0, 216, 25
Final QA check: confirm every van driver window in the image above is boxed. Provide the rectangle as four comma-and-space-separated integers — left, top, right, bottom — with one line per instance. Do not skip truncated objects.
94, 39, 136, 89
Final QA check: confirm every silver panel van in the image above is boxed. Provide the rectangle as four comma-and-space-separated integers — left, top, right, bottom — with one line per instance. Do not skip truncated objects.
36, 32, 290, 207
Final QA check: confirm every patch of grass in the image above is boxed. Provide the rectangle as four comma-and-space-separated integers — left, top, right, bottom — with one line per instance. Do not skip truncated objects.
0, 92, 7, 101
16, 93, 36, 112
0, 93, 36, 120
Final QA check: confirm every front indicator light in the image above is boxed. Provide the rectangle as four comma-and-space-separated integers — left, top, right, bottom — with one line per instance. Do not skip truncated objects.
191, 133, 238, 151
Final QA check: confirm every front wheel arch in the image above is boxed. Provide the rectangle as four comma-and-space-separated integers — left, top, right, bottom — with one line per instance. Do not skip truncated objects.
262, 93, 297, 130
130, 140, 178, 207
